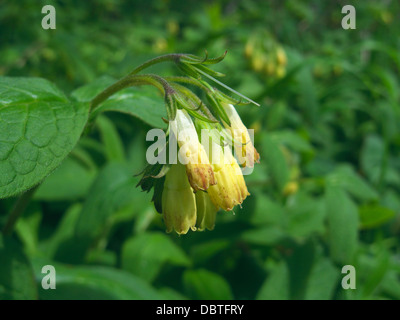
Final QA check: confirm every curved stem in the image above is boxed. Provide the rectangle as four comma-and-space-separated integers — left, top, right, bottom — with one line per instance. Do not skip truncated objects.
128, 54, 183, 76
90, 74, 168, 112
2, 186, 38, 236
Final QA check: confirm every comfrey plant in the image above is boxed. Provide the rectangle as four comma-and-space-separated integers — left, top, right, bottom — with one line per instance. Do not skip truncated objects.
118, 52, 262, 234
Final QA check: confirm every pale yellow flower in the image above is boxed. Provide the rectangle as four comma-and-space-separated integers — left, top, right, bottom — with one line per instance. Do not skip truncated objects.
204, 139, 249, 211
195, 191, 218, 231
171, 109, 216, 191
222, 103, 260, 168
162, 163, 197, 234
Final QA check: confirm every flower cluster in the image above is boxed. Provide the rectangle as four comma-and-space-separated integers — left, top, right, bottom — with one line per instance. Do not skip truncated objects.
133, 52, 260, 234
245, 30, 288, 79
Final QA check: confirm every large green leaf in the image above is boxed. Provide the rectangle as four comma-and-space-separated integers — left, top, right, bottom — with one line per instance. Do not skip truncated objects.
71, 76, 166, 128
0, 235, 38, 300
0, 77, 89, 199
121, 232, 190, 282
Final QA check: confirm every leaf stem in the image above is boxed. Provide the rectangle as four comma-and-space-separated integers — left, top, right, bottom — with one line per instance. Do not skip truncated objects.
2, 186, 38, 236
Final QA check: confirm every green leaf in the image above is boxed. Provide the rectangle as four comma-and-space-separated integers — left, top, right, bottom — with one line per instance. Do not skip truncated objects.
158, 287, 189, 300
360, 250, 390, 299
360, 134, 384, 185
31, 258, 161, 300
121, 232, 190, 282
191, 240, 231, 265
326, 165, 379, 201
75, 163, 151, 240
96, 115, 125, 162
38, 203, 82, 259
325, 187, 359, 264
15, 205, 42, 256
287, 192, 326, 239
71, 76, 116, 102
296, 66, 319, 124
34, 156, 96, 201
269, 130, 314, 153
287, 240, 315, 299
304, 257, 339, 300
0, 235, 38, 300
262, 135, 289, 192
0, 77, 90, 199
249, 193, 285, 226
256, 261, 290, 300
241, 226, 285, 246
71, 76, 166, 128
359, 205, 395, 229
380, 271, 400, 300
183, 269, 233, 300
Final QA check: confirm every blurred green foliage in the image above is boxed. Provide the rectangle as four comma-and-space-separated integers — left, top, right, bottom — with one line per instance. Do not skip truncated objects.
1, 0, 400, 300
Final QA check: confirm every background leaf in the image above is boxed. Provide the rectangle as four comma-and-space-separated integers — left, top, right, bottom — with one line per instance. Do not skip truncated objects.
0, 236, 38, 300
74, 163, 151, 241
325, 187, 359, 265
256, 261, 290, 300
121, 232, 190, 282
183, 269, 233, 300
32, 258, 161, 300
71, 76, 166, 128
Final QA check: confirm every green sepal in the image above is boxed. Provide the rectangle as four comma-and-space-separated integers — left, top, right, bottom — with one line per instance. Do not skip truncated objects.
193, 64, 226, 78
214, 89, 252, 106
182, 50, 227, 65
165, 93, 177, 121
206, 93, 231, 126
176, 62, 201, 79
152, 175, 166, 214
171, 83, 218, 123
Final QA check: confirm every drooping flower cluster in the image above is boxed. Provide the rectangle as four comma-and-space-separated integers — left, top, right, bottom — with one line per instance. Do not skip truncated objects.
159, 107, 258, 234
134, 52, 260, 234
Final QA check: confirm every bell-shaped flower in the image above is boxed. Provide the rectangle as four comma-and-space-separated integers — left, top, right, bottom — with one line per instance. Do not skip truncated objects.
222, 103, 260, 168
202, 136, 249, 211
171, 109, 216, 191
161, 163, 197, 234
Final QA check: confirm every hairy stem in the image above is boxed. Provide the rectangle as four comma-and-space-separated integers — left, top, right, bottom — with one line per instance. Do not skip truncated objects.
128, 54, 183, 76
90, 74, 171, 112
